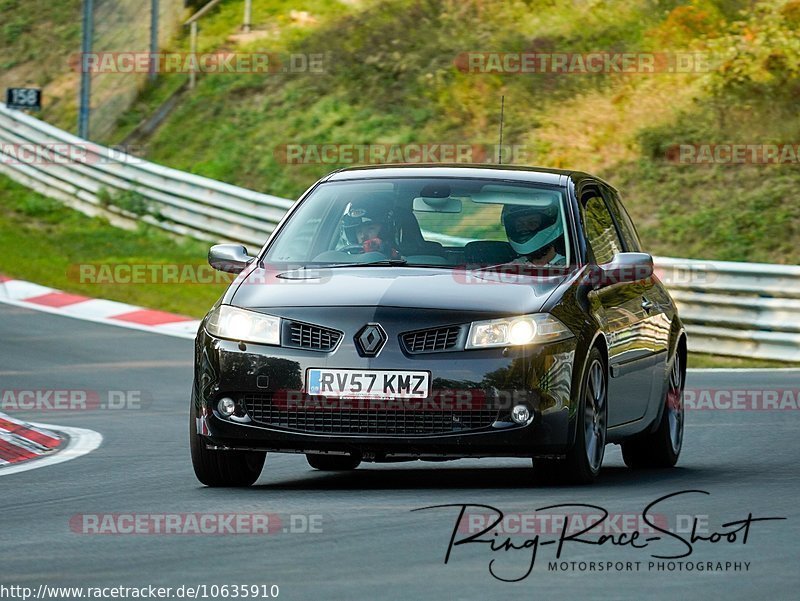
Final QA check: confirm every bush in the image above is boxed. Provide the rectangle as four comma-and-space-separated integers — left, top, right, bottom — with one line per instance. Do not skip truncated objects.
17, 194, 60, 217
704, 0, 800, 102
96, 187, 154, 217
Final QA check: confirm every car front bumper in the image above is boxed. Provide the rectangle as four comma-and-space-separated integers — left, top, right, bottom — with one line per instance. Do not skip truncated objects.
193, 307, 580, 458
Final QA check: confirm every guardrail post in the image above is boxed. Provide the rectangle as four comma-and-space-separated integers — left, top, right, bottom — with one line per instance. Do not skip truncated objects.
243, 0, 252, 33
189, 21, 198, 90
149, 0, 159, 83
78, 0, 94, 139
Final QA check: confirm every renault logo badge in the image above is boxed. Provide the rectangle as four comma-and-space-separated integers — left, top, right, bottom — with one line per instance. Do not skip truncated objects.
355, 323, 387, 357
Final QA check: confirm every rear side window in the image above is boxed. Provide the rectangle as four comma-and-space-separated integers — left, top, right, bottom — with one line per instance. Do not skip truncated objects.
581, 186, 624, 264
601, 186, 643, 252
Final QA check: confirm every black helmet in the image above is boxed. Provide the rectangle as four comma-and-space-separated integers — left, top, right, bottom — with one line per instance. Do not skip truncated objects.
341, 194, 395, 244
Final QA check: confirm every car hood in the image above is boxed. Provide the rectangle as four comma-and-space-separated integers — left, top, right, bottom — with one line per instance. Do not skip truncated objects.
229, 266, 568, 314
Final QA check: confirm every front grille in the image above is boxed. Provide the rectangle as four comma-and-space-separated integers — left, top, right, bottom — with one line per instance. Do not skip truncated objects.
242, 393, 497, 436
284, 321, 342, 352
402, 326, 461, 354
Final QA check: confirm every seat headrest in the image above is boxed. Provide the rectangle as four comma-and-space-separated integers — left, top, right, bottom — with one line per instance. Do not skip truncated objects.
463, 240, 517, 265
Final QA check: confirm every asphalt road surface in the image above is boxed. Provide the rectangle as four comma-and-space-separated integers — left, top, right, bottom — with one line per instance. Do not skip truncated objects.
1, 302, 798, 600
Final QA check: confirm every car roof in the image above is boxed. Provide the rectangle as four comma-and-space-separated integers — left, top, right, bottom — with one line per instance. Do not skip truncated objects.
322, 164, 592, 186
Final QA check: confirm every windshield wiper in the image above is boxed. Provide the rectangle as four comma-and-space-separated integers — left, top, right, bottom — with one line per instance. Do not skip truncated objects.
314, 258, 409, 269
292, 259, 460, 271
473, 261, 569, 274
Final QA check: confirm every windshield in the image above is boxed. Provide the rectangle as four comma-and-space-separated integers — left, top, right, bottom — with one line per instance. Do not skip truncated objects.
264, 177, 572, 268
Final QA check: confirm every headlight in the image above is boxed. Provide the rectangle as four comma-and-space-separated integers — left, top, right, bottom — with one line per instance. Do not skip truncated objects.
466, 313, 572, 349
205, 305, 281, 345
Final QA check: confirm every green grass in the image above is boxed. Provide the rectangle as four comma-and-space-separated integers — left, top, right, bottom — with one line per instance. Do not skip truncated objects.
0, 0, 81, 72
108, 74, 190, 145
0, 175, 226, 317
11, 0, 796, 264
95, 0, 799, 265
182, 0, 356, 54
0, 0, 82, 130
607, 160, 800, 262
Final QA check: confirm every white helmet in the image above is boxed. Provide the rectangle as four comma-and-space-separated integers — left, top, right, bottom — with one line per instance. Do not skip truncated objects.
501, 202, 563, 256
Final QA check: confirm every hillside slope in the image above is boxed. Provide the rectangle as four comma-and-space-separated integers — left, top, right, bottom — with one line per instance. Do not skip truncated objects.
0, 0, 186, 135
3, 0, 799, 263
113, 0, 798, 263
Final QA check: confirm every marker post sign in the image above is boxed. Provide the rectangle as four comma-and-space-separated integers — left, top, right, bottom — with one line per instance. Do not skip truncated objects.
5, 88, 42, 111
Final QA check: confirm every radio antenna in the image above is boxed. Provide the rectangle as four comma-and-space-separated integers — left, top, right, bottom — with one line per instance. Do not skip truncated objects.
497, 95, 505, 164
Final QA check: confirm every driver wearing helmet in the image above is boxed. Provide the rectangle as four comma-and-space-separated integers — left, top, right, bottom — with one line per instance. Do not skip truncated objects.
340, 197, 401, 258
501, 201, 565, 266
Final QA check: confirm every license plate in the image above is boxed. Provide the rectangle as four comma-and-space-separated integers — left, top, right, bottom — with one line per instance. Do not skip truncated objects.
306, 369, 430, 399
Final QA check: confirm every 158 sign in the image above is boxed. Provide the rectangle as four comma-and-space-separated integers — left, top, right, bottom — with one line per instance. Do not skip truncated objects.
6, 88, 41, 111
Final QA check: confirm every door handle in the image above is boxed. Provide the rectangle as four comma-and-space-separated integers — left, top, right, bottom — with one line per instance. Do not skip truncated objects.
642, 298, 655, 312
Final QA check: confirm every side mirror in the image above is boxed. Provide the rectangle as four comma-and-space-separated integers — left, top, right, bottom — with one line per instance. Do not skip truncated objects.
208, 244, 254, 273
596, 252, 653, 286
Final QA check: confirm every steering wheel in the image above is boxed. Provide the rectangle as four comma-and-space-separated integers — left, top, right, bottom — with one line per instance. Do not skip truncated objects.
339, 244, 366, 255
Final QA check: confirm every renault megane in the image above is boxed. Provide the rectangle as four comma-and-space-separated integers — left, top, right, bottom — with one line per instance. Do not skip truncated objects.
190, 165, 686, 486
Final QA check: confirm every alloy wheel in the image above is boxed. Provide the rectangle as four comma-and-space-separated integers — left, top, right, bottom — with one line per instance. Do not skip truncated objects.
583, 358, 607, 473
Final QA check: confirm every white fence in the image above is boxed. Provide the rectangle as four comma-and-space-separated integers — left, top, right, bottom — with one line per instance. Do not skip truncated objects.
1, 103, 798, 362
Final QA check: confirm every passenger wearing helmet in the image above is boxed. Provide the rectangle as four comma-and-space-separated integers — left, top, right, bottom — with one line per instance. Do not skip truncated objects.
340, 197, 401, 258
501, 201, 565, 266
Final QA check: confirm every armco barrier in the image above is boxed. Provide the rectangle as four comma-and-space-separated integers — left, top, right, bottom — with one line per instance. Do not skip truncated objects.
0, 103, 293, 247
656, 258, 800, 362
1, 104, 797, 362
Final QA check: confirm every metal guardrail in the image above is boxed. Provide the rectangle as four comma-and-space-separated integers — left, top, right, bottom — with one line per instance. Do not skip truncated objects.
655, 258, 800, 362
0, 103, 294, 246
0, 104, 797, 362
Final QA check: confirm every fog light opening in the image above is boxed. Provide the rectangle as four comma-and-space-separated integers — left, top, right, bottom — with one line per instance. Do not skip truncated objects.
218, 397, 236, 417
511, 404, 531, 425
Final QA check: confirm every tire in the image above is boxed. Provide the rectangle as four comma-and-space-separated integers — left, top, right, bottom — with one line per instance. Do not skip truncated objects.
621, 349, 684, 468
306, 453, 361, 471
190, 399, 266, 487
533, 346, 607, 485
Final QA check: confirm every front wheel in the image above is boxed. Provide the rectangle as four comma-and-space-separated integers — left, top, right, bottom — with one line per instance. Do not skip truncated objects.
621, 350, 684, 468
534, 347, 607, 485
190, 400, 266, 487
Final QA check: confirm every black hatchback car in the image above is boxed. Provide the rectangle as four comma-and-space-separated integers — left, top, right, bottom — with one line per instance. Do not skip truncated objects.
190, 165, 686, 486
